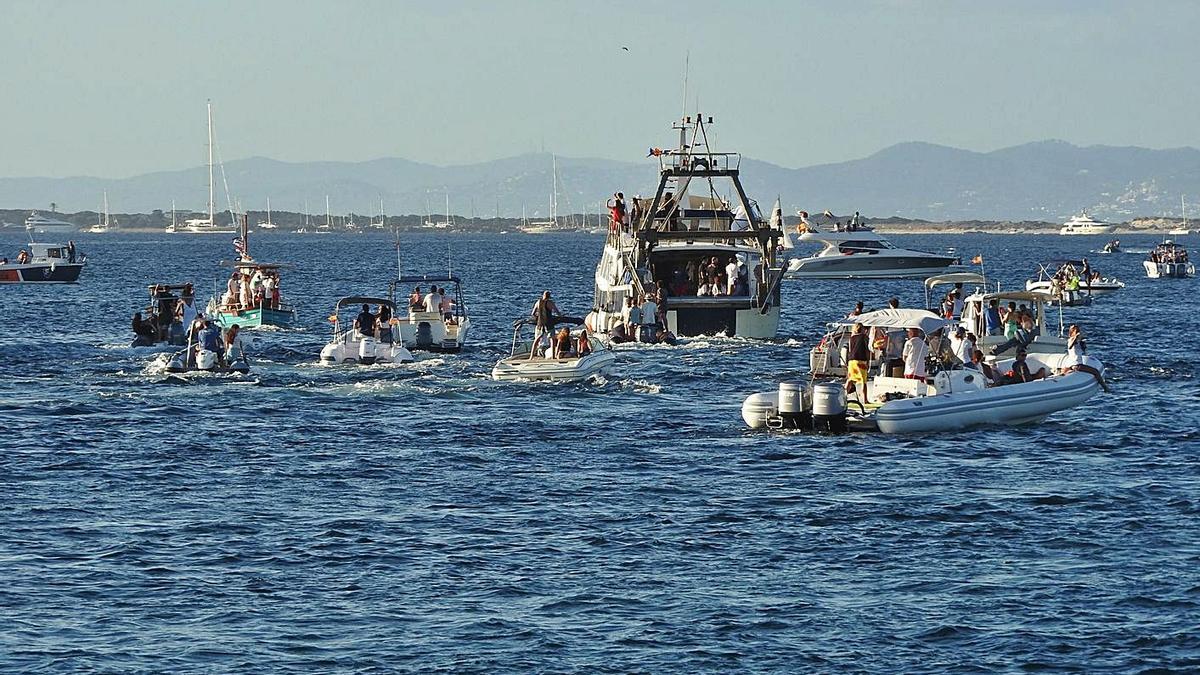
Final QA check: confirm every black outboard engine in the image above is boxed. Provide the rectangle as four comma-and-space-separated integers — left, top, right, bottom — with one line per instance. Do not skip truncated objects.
415, 322, 434, 348
811, 381, 848, 433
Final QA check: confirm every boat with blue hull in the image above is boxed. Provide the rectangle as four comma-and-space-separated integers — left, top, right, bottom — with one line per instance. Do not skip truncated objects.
206, 215, 296, 328
0, 242, 85, 284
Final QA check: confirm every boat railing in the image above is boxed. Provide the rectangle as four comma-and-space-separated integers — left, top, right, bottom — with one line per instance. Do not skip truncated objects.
656, 151, 740, 174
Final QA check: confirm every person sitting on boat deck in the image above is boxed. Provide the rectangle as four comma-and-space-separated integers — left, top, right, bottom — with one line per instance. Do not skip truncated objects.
1059, 324, 1087, 374
530, 291, 559, 360
552, 327, 574, 359
697, 275, 723, 297
354, 303, 376, 337
621, 296, 642, 338
1009, 348, 1047, 384
15, 249, 29, 264
845, 323, 870, 406
224, 323, 249, 364
949, 326, 973, 365
848, 301, 864, 318
376, 304, 394, 342
577, 329, 593, 356
902, 327, 928, 382
131, 312, 158, 345
966, 349, 1001, 385
197, 320, 226, 368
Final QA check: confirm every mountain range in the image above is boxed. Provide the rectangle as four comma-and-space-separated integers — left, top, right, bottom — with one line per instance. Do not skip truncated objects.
2, 140, 1198, 222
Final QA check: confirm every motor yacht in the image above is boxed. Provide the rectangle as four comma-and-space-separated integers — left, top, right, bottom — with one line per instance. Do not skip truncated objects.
587, 112, 785, 339
1059, 213, 1115, 235
0, 242, 85, 283
785, 231, 960, 279
24, 211, 77, 234
492, 318, 615, 382
319, 296, 414, 365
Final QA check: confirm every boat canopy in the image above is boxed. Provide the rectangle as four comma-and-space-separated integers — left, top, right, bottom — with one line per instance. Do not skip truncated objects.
836, 308, 951, 334
976, 290, 1054, 303
335, 296, 395, 310
397, 274, 462, 285
924, 272, 986, 290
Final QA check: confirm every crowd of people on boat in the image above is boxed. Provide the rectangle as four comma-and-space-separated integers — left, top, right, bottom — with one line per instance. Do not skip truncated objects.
651, 255, 751, 298
219, 267, 283, 312
1149, 244, 1189, 264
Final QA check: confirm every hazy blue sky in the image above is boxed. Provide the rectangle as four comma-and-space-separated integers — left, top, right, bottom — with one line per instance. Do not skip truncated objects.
2, 0, 1197, 178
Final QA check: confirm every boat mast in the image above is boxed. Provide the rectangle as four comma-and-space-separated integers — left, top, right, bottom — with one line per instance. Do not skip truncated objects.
326, 195, 331, 228
551, 154, 558, 227
445, 190, 450, 227
207, 100, 215, 227
266, 197, 272, 226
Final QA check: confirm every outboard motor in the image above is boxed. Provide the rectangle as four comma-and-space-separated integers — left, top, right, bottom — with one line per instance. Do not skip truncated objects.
776, 382, 811, 430
165, 350, 187, 373
811, 381, 848, 433
358, 336, 377, 364
415, 322, 434, 348
195, 349, 218, 371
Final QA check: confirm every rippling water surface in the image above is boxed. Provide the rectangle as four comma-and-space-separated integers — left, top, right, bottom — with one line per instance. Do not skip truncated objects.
2, 231, 1198, 672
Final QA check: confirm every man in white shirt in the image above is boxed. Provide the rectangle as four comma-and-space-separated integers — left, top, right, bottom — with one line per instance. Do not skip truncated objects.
640, 295, 658, 336
949, 326, 972, 365
424, 287, 442, 313
902, 328, 928, 381
724, 257, 739, 295
621, 296, 641, 337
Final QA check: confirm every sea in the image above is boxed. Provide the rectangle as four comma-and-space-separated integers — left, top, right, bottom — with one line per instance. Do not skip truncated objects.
1, 231, 1198, 672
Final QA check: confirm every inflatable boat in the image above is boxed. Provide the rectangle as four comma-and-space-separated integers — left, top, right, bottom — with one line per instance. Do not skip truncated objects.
165, 347, 250, 374
743, 353, 1104, 435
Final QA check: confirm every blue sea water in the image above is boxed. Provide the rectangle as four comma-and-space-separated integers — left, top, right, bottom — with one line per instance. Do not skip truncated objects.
1, 231, 1198, 672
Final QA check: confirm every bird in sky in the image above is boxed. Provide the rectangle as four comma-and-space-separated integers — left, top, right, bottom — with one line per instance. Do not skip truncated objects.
621, 46, 629, 51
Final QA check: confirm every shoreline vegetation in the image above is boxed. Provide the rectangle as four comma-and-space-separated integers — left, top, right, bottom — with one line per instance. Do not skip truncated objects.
0, 209, 1189, 236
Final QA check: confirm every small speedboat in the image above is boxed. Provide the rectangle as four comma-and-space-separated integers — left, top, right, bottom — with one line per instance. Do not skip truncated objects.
131, 283, 194, 347
0, 242, 85, 283
785, 231, 959, 279
390, 274, 471, 352
1144, 241, 1195, 279
1101, 240, 1120, 254
165, 324, 251, 374
1025, 259, 1123, 306
319, 296, 415, 365
492, 318, 615, 382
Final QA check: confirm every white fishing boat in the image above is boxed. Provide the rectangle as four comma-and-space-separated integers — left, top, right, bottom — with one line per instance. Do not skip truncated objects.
492, 318, 615, 382
391, 275, 470, 352
171, 101, 237, 234
586, 112, 785, 339
742, 309, 1105, 434
1144, 241, 1195, 279
785, 230, 960, 279
1059, 213, 1115, 235
319, 297, 414, 365
86, 192, 116, 233
25, 209, 77, 234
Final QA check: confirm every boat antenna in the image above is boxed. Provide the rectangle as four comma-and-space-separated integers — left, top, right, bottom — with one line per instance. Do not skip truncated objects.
680, 50, 690, 120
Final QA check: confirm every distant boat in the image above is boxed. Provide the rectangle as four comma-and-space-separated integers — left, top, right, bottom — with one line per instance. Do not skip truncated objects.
25, 209, 76, 234
86, 192, 116, 233
171, 101, 236, 234
1059, 213, 1115, 235
257, 198, 278, 230
1169, 195, 1191, 236
424, 191, 453, 229
521, 155, 562, 233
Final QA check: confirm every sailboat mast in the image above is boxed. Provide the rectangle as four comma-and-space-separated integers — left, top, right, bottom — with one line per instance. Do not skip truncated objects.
551, 154, 558, 226
266, 197, 272, 226
207, 100, 215, 226
326, 195, 331, 228
445, 191, 450, 227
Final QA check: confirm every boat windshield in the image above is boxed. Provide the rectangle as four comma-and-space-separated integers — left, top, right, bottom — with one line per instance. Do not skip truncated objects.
837, 240, 892, 254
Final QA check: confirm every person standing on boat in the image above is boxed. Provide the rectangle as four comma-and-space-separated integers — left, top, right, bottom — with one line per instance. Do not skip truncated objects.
409, 287, 423, 311
902, 328, 928, 382
640, 293, 658, 342
177, 292, 199, 332
530, 291, 559, 359
725, 257, 739, 295
621, 296, 642, 339
845, 323, 870, 405
424, 287, 443, 314
984, 299, 1003, 336
354, 304, 376, 337
262, 274, 277, 310
197, 320, 226, 368
67, 241, 76, 263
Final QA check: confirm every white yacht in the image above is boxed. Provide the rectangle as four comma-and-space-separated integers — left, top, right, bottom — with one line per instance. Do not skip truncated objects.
25, 210, 77, 234
586, 113, 784, 339
170, 101, 237, 234
1059, 213, 1115, 235
785, 230, 960, 279
86, 192, 116, 233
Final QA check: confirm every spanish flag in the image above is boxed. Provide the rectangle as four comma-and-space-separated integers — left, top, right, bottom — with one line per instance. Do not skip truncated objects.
971, 255, 984, 265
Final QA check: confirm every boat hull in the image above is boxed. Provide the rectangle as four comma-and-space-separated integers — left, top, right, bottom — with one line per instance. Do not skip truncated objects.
491, 351, 616, 382
786, 256, 959, 279
0, 262, 84, 283
1144, 261, 1195, 278
213, 306, 296, 328
875, 362, 1102, 434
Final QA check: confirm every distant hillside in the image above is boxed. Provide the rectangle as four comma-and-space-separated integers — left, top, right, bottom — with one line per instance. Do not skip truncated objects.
2, 140, 1198, 222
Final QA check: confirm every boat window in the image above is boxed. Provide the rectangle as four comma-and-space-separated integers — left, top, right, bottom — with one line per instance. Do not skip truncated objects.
838, 241, 887, 254
46, 248, 63, 259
